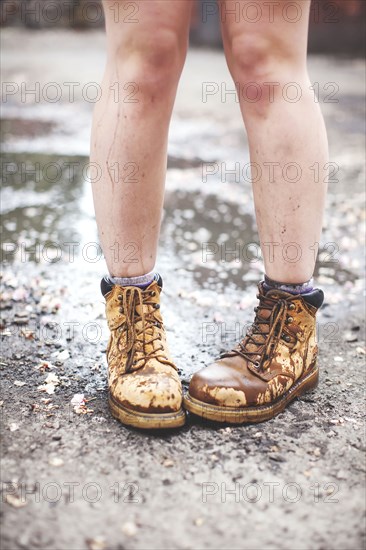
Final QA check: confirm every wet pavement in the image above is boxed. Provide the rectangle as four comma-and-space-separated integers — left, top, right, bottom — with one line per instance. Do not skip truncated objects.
1, 29, 365, 550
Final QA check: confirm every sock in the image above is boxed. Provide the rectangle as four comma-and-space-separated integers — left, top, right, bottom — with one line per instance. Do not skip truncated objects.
263, 274, 314, 295
107, 270, 156, 290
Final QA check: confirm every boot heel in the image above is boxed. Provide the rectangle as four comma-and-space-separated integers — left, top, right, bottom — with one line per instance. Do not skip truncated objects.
298, 363, 319, 396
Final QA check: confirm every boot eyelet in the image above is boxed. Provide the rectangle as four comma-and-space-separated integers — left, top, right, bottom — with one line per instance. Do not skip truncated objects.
117, 294, 122, 301
288, 303, 296, 311
282, 334, 291, 343
150, 291, 156, 297
287, 316, 294, 323
119, 307, 123, 313
154, 304, 160, 309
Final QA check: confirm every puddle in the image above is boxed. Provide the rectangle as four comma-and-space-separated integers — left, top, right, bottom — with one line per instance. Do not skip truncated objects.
1, 152, 362, 293
1, 153, 89, 263
1, 118, 56, 140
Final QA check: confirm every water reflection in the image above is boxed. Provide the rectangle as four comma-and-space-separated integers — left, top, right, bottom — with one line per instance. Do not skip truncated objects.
1, 152, 359, 290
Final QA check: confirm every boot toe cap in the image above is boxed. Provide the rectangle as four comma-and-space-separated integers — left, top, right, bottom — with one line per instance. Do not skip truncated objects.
111, 363, 182, 414
188, 361, 249, 408
189, 358, 295, 408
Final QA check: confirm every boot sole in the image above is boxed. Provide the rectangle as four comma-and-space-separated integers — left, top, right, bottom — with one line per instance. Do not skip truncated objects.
183, 365, 319, 424
108, 393, 186, 429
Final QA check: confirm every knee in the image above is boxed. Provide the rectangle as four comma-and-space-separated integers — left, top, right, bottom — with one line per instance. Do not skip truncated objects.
230, 35, 264, 80
227, 34, 305, 116
109, 30, 187, 97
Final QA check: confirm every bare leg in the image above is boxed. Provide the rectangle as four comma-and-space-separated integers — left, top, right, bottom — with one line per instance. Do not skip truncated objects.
220, 0, 328, 282
91, 0, 193, 277
185, 1, 328, 424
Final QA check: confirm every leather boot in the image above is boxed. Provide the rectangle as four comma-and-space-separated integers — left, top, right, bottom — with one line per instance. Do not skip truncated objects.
184, 282, 324, 423
102, 276, 185, 429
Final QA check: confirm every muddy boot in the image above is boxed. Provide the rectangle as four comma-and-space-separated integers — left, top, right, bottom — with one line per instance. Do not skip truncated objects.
102, 276, 185, 429
184, 282, 324, 424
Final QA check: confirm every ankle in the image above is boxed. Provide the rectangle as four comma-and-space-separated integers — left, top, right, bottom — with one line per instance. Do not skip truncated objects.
108, 271, 156, 289
263, 274, 314, 295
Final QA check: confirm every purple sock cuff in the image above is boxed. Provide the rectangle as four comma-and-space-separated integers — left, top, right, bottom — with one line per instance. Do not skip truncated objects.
109, 271, 155, 289
263, 275, 314, 295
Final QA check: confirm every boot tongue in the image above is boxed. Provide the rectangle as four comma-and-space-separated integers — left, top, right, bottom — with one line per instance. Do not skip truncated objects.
263, 284, 293, 301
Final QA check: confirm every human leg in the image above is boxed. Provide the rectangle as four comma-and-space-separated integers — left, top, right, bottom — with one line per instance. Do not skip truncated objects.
91, 0, 193, 277
185, 0, 327, 423
92, 1, 193, 428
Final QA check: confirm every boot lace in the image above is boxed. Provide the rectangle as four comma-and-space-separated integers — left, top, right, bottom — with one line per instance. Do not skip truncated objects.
222, 293, 294, 370
114, 286, 172, 372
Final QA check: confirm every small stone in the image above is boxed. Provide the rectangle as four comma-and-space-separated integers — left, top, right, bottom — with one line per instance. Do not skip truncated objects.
344, 416, 359, 424
55, 350, 70, 363
86, 537, 106, 550
330, 419, 343, 425
6, 494, 27, 508
121, 521, 138, 537
12, 288, 28, 301
269, 453, 286, 463
17, 532, 31, 547
14, 311, 29, 325
194, 517, 204, 527
9, 423, 19, 432
48, 457, 64, 467
14, 310, 28, 318
40, 295, 61, 313
14, 380, 26, 387
163, 459, 174, 468
14, 318, 29, 325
